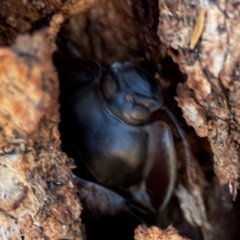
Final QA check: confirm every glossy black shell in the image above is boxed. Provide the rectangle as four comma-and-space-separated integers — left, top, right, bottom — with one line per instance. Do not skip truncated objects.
55, 57, 177, 214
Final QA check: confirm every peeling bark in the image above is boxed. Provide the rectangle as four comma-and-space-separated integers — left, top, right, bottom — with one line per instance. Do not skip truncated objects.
158, 0, 240, 199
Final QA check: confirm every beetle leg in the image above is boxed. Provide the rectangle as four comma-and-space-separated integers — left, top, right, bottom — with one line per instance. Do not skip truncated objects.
163, 106, 195, 182
129, 121, 177, 213
72, 173, 152, 223
72, 173, 127, 217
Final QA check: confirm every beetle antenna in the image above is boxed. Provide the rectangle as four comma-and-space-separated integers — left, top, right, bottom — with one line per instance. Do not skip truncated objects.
163, 106, 196, 184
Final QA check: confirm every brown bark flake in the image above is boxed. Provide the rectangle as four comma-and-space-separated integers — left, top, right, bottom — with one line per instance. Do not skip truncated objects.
134, 225, 189, 240
158, 0, 240, 198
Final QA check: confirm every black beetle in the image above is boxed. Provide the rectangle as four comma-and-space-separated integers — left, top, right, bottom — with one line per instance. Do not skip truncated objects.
54, 56, 190, 224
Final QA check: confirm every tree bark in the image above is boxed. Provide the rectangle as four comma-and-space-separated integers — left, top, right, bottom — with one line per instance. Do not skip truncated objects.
0, 0, 240, 240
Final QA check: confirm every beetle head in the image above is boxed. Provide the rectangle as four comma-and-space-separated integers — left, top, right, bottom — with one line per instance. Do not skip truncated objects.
102, 62, 163, 124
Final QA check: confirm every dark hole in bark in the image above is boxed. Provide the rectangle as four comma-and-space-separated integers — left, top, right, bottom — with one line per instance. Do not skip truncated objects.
54, 4, 215, 240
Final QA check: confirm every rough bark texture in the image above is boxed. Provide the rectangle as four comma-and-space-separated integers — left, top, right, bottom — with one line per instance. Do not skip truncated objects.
134, 225, 189, 240
158, 0, 240, 198
0, 0, 95, 49
0, 0, 240, 240
0, 31, 83, 239
58, 0, 143, 65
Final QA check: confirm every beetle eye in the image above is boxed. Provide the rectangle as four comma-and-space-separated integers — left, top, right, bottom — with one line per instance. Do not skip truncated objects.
125, 93, 133, 102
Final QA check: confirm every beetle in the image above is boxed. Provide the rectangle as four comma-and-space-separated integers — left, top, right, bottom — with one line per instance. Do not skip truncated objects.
54, 56, 191, 231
